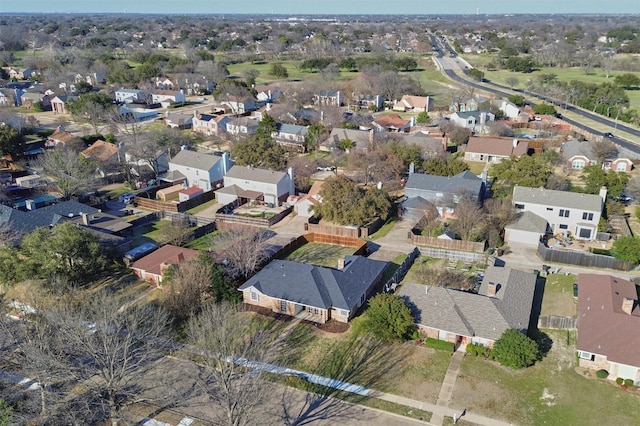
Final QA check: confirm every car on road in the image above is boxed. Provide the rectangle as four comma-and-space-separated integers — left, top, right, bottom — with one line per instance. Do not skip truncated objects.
118, 193, 135, 204
604, 132, 614, 138
316, 166, 336, 172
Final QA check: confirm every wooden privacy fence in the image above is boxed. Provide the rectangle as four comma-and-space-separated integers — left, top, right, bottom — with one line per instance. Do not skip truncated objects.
133, 188, 216, 213
538, 316, 577, 330
305, 218, 383, 238
537, 241, 634, 271
274, 233, 367, 260
410, 233, 487, 253
418, 247, 486, 263
215, 206, 293, 228
383, 247, 420, 292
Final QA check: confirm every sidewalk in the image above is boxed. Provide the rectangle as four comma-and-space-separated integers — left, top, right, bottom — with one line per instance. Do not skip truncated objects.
430, 346, 466, 425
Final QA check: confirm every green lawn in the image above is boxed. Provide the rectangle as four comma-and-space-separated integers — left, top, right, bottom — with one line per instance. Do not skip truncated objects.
462, 53, 640, 109
455, 330, 640, 425
130, 219, 195, 246
365, 218, 399, 240
540, 273, 577, 317
185, 198, 218, 215
284, 242, 357, 268
184, 232, 217, 250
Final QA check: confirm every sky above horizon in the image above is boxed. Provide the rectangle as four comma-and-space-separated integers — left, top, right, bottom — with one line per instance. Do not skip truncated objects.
2, 0, 639, 15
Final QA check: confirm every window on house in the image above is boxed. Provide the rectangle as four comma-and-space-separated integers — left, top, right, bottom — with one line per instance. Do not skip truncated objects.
617, 163, 627, 172
546, 207, 553, 211
582, 212, 594, 221
578, 351, 595, 361
340, 310, 348, 316
280, 300, 287, 312
250, 291, 259, 301
515, 203, 525, 209
572, 160, 585, 169
313, 308, 319, 315
579, 228, 592, 239
559, 224, 568, 230
559, 209, 569, 217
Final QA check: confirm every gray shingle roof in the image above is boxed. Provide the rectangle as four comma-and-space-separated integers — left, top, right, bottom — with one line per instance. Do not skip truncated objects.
0, 201, 99, 236
399, 266, 536, 342
560, 139, 595, 161
225, 165, 288, 185
405, 172, 483, 195
239, 256, 387, 311
169, 150, 222, 171
505, 211, 548, 233
276, 123, 308, 136
512, 186, 603, 212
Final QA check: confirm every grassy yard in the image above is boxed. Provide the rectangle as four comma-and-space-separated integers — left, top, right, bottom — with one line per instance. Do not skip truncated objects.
184, 232, 216, 250
366, 218, 398, 240
465, 161, 486, 175
540, 273, 577, 317
284, 242, 357, 268
454, 330, 640, 425
185, 198, 218, 215
130, 219, 196, 247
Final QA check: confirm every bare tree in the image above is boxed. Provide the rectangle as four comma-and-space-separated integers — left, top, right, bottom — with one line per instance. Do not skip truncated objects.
451, 198, 484, 241
37, 147, 97, 199
287, 155, 318, 192
590, 139, 618, 164
209, 227, 272, 280
165, 256, 212, 320
186, 302, 277, 426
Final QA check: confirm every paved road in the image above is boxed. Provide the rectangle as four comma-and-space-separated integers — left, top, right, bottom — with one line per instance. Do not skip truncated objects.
431, 35, 640, 153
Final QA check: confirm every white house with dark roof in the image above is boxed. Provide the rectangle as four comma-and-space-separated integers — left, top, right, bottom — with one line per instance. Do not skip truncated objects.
115, 88, 149, 104
239, 256, 387, 323
449, 110, 495, 133
216, 165, 294, 207
504, 211, 551, 246
399, 266, 537, 348
165, 149, 233, 191
511, 186, 606, 241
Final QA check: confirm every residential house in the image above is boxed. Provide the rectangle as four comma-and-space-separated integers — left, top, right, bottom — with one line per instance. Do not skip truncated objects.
154, 77, 175, 90
151, 89, 186, 106
216, 165, 294, 207
393, 95, 433, 112
449, 111, 495, 133
164, 112, 193, 129
81, 140, 123, 176
399, 266, 537, 348
319, 128, 374, 153
314, 90, 344, 107
20, 92, 51, 110
351, 94, 384, 111
503, 211, 551, 247
50, 95, 78, 114
221, 95, 260, 115
0, 90, 14, 107
372, 114, 413, 133
450, 96, 482, 113
464, 137, 529, 164
293, 181, 324, 217
510, 185, 606, 242
47, 129, 83, 148
9, 68, 36, 80
75, 72, 106, 86
491, 100, 521, 120
560, 139, 633, 172
395, 131, 446, 158
239, 256, 388, 323
192, 111, 229, 136
272, 123, 308, 152
164, 149, 233, 191
130, 244, 199, 285
226, 116, 259, 137
576, 274, 640, 384
0, 201, 130, 248
115, 88, 150, 104
254, 84, 281, 103
402, 170, 485, 219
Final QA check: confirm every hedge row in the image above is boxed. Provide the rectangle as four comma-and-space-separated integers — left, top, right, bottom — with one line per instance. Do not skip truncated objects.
466, 343, 491, 357
424, 337, 455, 352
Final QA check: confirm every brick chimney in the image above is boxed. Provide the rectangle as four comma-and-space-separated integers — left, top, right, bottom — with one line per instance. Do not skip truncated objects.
622, 297, 635, 315
337, 258, 346, 270
487, 282, 499, 297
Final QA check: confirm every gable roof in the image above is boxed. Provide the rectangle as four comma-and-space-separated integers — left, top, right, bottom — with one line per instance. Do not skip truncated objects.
466, 137, 528, 157
239, 256, 387, 311
0, 201, 100, 235
512, 186, 603, 212
130, 244, 199, 277
405, 171, 483, 196
225, 165, 288, 185
505, 211, 549, 233
400, 266, 536, 341
397, 95, 430, 109
169, 149, 222, 171
373, 114, 411, 128
276, 123, 308, 136
81, 140, 119, 162
577, 274, 640, 367
323, 128, 372, 148
561, 139, 595, 160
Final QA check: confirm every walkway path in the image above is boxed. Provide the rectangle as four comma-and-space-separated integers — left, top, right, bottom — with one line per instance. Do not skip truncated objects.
430, 345, 466, 425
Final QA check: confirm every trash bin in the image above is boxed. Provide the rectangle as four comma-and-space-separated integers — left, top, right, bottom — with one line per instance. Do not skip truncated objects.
573, 283, 578, 298
496, 248, 504, 256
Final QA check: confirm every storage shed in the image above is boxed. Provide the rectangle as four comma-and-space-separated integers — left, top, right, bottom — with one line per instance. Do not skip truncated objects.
179, 186, 204, 202
156, 184, 184, 202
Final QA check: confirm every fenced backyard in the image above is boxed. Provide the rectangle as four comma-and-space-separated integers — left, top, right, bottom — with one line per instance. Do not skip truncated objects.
537, 241, 634, 271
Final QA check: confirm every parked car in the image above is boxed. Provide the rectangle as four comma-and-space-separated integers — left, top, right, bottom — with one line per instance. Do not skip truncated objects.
615, 193, 634, 203
118, 193, 135, 204
317, 166, 336, 171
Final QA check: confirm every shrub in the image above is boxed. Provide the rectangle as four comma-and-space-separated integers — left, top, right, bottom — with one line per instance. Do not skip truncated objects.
466, 343, 491, 357
624, 379, 634, 387
491, 329, 539, 369
424, 338, 455, 353
596, 369, 609, 379
36, 128, 55, 138
616, 377, 624, 385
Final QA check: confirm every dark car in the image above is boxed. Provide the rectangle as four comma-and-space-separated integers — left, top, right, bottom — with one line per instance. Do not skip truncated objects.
604, 132, 614, 138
